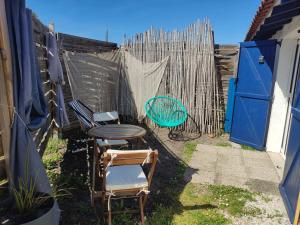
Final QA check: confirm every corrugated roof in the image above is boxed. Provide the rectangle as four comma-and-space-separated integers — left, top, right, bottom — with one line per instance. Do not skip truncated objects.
245, 0, 276, 41
254, 0, 300, 40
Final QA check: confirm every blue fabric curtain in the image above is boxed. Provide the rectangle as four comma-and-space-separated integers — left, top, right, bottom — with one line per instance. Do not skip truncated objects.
46, 32, 70, 127
5, 0, 60, 223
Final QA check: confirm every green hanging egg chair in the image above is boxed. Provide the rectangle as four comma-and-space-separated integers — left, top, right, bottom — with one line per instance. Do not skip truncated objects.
144, 96, 188, 127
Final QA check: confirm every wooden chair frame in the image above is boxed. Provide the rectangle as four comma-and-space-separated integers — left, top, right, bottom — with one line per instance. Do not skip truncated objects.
102, 149, 158, 225
67, 100, 127, 205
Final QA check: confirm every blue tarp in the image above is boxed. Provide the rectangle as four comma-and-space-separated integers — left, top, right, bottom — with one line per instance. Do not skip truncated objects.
5, 0, 60, 223
46, 32, 70, 128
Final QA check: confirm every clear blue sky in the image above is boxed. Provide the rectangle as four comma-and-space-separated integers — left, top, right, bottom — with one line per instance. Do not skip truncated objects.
26, 0, 261, 45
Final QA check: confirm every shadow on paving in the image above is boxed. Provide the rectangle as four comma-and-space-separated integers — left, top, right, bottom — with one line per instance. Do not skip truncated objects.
57, 125, 210, 225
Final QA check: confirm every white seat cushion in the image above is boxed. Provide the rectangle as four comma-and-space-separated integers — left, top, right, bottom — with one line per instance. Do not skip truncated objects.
93, 111, 119, 122
97, 139, 128, 147
106, 165, 148, 191
107, 149, 152, 154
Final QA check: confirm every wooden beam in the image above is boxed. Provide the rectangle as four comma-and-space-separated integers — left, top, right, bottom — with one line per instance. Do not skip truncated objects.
294, 193, 300, 225
0, 0, 14, 182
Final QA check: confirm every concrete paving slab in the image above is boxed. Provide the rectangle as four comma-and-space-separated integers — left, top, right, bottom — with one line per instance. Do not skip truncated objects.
187, 144, 285, 195
244, 157, 274, 168
216, 175, 248, 189
216, 164, 247, 177
268, 152, 285, 180
242, 150, 270, 160
191, 171, 216, 184
217, 155, 244, 166
246, 179, 280, 195
247, 166, 280, 183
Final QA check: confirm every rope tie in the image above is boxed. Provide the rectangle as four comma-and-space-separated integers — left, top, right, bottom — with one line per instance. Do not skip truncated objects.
106, 190, 116, 211
142, 150, 152, 166
136, 188, 150, 196
105, 153, 118, 171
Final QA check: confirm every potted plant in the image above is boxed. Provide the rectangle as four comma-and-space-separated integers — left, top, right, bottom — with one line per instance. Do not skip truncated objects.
0, 173, 68, 225
11, 176, 57, 225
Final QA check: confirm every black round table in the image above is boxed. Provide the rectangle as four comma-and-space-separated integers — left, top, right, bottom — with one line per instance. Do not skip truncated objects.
88, 124, 147, 140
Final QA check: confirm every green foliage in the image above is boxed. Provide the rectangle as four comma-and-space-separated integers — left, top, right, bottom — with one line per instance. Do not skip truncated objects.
146, 205, 174, 225
241, 144, 256, 151
112, 213, 136, 225
11, 176, 48, 214
208, 185, 261, 216
216, 142, 232, 147
182, 141, 197, 162
45, 136, 67, 154
173, 209, 230, 225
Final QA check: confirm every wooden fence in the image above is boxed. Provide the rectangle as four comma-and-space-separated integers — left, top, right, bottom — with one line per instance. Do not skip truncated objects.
57, 33, 118, 135
31, 16, 57, 156
0, 1, 13, 182
215, 44, 239, 109
59, 41, 239, 135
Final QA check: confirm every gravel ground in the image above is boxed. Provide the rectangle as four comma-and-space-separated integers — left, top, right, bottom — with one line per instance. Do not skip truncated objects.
231, 194, 290, 225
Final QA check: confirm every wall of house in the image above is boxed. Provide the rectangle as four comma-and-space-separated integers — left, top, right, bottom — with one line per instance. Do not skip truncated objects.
266, 16, 300, 154
266, 39, 298, 154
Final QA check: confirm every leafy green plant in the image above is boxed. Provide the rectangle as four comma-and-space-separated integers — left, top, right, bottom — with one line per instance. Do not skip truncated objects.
11, 175, 47, 214
12, 136, 70, 215
182, 141, 197, 162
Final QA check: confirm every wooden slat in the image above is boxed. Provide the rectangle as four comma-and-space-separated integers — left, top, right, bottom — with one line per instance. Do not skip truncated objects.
294, 193, 300, 225
0, 155, 6, 180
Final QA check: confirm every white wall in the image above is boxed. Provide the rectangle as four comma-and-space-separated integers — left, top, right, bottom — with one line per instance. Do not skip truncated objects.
266, 16, 300, 154
266, 39, 298, 153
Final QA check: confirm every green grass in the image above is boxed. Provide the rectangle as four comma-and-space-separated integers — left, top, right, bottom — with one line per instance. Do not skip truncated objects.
241, 144, 256, 151
43, 135, 66, 185
106, 175, 260, 225
182, 141, 197, 162
216, 142, 232, 147
142, 182, 261, 225
208, 185, 261, 216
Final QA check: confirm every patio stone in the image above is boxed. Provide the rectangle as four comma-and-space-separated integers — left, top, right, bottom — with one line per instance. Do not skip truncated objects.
189, 144, 284, 195
216, 164, 247, 177
244, 156, 274, 168
190, 170, 216, 184
216, 175, 248, 189
247, 166, 280, 183
246, 179, 280, 195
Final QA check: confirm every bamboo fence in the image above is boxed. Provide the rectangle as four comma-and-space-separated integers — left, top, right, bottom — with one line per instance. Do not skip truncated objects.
123, 19, 223, 134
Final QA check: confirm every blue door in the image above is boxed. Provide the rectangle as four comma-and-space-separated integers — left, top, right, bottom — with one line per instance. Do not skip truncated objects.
230, 40, 278, 150
280, 59, 300, 222
224, 77, 236, 133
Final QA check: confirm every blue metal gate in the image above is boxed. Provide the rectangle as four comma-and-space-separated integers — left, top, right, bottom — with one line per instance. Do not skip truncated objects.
280, 60, 300, 222
230, 40, 277, 150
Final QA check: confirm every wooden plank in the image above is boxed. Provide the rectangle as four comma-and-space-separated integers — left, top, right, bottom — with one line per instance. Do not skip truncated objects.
0, 155, 6, 180
294, 193, 300, 225
0, 0, 13, 181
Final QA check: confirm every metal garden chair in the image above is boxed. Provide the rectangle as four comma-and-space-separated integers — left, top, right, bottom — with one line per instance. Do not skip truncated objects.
144, 96, 188, 128
68, 100, 128, 148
